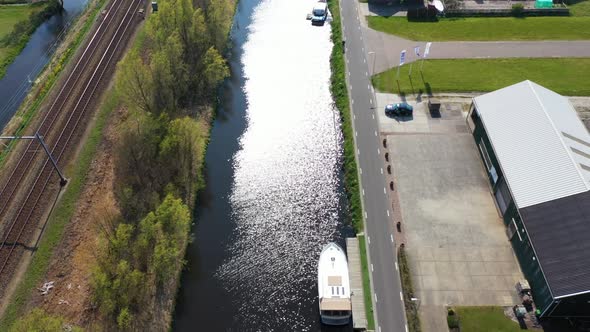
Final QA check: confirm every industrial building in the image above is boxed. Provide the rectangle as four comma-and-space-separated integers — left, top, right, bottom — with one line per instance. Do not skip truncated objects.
467, 80, 590, 318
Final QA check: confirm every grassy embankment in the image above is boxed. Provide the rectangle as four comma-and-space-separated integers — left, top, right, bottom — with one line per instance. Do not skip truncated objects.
367, 16, 590, 41
327, 0, 374, 329
0, 0, 108, 329
0, 0, 103, 167
0, 0, 61, 79
373, 58, 590, 96
452, 306, 538, 332
399, 246, 421, 332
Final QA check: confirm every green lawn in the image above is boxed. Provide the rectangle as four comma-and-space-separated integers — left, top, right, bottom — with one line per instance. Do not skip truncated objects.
0, 4, 37, 40
358, 235, 375, 330
367, 16, 590, 40
373, 58, 590, 96
454, 306, 540, 332
568, 0, 590, 16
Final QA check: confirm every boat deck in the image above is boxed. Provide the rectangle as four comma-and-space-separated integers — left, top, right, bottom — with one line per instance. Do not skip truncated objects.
346, 237, 368, 330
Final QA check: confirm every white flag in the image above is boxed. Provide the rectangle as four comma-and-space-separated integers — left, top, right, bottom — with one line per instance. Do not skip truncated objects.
424, 42, 432, 58
400, 50, 406, 66
414, 46, 420, 57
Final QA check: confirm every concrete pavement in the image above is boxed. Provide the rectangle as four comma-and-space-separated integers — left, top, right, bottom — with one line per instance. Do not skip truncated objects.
357, 5, 590, 74
340, 0, 408, 330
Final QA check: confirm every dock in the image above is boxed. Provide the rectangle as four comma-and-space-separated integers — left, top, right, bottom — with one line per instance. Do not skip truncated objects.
347, 237, 368, 331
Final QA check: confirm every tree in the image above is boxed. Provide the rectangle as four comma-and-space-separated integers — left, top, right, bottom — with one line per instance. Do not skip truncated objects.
135, 195, 191, 285
116, 49, 154, 114
160, 117, 207, 204
202, 47, 229, 97
206, 0, 234, 51
114, 112, 166, 221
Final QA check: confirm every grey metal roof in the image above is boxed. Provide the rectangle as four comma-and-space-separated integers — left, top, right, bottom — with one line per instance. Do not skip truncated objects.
520, 190, 590, 298
473, 80, 590, 209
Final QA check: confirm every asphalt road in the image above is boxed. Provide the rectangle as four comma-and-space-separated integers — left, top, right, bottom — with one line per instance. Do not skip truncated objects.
339, 0, 408, 331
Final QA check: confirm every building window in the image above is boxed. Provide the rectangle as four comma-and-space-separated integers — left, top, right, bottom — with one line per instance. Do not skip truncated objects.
479, 141, 498, 184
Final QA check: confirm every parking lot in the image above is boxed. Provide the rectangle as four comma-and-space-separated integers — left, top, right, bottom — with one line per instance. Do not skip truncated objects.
377, 93, 523, 332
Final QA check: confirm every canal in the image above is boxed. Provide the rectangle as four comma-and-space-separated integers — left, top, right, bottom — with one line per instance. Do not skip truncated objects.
0, 0, 89, 130
173, 0, 354, 330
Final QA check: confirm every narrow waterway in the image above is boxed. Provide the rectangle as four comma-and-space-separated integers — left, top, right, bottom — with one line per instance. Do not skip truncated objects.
174, 0, 353, 330
0, 0, 89, 130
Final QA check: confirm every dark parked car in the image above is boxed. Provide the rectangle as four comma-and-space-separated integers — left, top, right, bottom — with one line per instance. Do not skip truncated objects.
385, 103, 413, 116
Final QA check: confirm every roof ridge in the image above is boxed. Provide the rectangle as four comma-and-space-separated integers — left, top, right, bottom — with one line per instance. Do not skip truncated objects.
527, 81, 590, 191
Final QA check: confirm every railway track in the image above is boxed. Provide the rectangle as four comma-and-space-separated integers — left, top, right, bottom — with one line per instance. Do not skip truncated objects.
0, 0, 144, 297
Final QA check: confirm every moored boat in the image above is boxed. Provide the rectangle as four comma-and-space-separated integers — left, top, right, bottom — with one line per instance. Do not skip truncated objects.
317, 242, 352, 325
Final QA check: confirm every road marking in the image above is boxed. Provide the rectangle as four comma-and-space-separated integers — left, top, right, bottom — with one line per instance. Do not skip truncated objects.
346, 58, 349, 64
380, 168, 383, 174
374, 293, 378, 302
353, 114, 356, 120
375, 131, 378, 137
343, 25, 345, 31
379, 327, 382, 332
405, 324, 409, 332
365, 211, 368, 219
363, 58, 366, 64
348, 70, 350, 76
362, 188, 365, 196
358, 25, 360, 30
351, 98, 354, 104
377, 148, 380, 154
355, 131, 358, 137
400, 291, 404, 301
370, 99, 373, 105
384, 187, 387, 194
366, 71, 368, 77
357, 148, 360, 155
395, 261, 399, 270
372, 114, 375, 120
387, 210, 390, 217
371, 264, 374, 272
367, 234, 370, 242
368, 84, 370, 90
360, 167, 362, 174
362, 47, 364, 53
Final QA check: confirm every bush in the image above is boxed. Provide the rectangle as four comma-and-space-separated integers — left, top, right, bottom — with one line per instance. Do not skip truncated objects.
407, 6, 438, 20
447, 314, 460, 329
511, 3, 525, 16
9, 309, 82, 332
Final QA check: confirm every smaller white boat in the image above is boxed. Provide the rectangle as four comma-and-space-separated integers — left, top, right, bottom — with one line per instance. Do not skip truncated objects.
317, 242, 351, 325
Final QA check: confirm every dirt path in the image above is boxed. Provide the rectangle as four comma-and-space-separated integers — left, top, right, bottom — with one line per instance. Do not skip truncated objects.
27, 107, 123, 327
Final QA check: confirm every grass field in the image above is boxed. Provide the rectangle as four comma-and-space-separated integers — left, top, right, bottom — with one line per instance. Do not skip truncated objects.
453, 306, 540, 332
0, 4, 38, 40
372, 58, 590, 96
367, 16, 590, 40
568, 0, 590, 16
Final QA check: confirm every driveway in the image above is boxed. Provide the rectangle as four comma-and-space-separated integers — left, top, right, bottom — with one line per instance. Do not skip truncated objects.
377, 93, 523, 332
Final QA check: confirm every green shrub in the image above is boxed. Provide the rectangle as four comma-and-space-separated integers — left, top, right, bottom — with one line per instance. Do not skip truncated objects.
447, 314, 460, 329
9, 309, 81, 332
511, 3, 525, 16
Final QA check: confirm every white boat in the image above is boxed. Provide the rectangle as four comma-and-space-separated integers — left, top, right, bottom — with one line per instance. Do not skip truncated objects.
317, 242, 352, 325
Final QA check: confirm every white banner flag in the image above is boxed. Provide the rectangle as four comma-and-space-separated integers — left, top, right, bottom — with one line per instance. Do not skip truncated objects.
424, 42, 432, 58
414, 46, 420, 57
400, 50, 406, 66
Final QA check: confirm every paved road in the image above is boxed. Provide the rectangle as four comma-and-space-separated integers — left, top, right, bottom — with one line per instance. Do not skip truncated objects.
339, 0, 407, 331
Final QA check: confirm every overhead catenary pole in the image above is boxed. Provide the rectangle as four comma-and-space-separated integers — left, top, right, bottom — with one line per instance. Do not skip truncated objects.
0, 133, 67, 186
